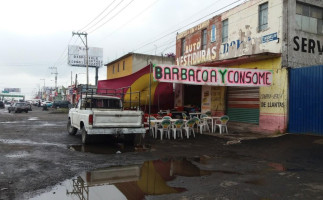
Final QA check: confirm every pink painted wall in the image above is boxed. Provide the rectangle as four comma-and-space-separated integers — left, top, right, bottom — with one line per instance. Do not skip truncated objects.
259, 115, 287, 133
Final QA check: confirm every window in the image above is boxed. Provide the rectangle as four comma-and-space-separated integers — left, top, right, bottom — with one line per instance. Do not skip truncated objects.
222, 19, 228, 43
201, 29, 207, 50
296, 2, 323, 34
181, 38, 186, 56
112, 65, 115, 74
211, 24, 216, 43
117, 63, 119, 72
259, 2, 268, 31
123, 61, 125, 70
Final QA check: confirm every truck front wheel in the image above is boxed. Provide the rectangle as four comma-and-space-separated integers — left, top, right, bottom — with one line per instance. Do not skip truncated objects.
81, 126, 90, 144
67, 119, 77, 135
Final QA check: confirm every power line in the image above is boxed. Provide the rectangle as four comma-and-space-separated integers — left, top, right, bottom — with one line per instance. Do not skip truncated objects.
131, 0, 243, 53
93, 0, 161, 45
88, 0, 136, 34
78, 0, 118, 32
84, 0, 127, 32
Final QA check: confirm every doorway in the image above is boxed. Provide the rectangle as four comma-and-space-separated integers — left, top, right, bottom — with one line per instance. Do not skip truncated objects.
183, 84, 201, 109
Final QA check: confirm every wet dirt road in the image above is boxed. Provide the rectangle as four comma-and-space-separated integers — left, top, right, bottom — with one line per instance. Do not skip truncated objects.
1, 106, 323, 200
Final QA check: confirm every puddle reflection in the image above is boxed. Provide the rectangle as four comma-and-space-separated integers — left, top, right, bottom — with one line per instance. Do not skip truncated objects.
30, 158, 213, 200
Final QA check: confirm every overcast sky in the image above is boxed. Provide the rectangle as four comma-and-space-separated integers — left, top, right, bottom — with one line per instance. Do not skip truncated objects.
0, 0, 244, 99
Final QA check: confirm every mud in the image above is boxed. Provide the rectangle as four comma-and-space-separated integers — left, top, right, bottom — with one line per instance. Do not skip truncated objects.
0, 107, 323, 200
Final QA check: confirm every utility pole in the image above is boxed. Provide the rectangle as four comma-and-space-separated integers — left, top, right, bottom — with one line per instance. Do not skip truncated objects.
49, 67, 58, 91
72, 32, 89, 90
40, 79, 45, 100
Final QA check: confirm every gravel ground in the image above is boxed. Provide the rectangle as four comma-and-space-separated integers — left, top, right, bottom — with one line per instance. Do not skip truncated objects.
0, 106, 323, 200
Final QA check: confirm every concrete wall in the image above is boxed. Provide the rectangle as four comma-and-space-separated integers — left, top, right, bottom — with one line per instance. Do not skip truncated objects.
176, 0, 284, 64
282, 0, 323, 68
107, 56, 133, 79
220, 0, 283, 60
107, 54, 175, 80
176, 16, 222, 66
132, 54, 175, 73
222, 57, 288, 132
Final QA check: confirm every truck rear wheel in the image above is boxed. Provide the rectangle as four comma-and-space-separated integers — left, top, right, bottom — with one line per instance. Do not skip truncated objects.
81, 126, 90, 144
67, 119, 77, 135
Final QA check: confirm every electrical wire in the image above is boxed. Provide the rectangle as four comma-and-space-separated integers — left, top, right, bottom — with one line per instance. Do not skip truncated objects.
131, 0, 242, 53
84, 0, 127, 32
88, 0, 136, 34
92, 0, 161, 45
78, 0, 118, 32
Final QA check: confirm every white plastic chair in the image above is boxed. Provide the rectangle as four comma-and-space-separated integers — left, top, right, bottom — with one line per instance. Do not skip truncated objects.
215, 115, 229, 134
171, 119, 184, 139
157, 119, 171, 140
193, 116, 209, 134
145, 116, 157, 138
183, 119, 196, 138
200, 114, 211, 133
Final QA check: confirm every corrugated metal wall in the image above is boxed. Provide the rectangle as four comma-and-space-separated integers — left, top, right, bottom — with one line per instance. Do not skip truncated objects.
227, 87, 260, 124
289, 65, 323, 135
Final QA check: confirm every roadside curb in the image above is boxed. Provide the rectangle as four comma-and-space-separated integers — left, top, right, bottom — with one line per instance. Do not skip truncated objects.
203, 131, 287, 145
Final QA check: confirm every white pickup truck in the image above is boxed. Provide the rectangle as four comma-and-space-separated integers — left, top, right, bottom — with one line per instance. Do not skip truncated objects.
67, 94, 145, 144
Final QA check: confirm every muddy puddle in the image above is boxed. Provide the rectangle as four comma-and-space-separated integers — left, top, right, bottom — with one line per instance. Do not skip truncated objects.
30, 157, 214, 200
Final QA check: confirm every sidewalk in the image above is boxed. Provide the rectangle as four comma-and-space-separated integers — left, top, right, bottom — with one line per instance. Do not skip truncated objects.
201, 121, 285, 144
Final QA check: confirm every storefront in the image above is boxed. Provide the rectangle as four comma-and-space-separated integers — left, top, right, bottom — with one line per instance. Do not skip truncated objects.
154, 56, 288, 133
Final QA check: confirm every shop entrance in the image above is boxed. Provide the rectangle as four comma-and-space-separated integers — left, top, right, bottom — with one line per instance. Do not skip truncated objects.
227, 86, 260, 124
184, 84, 201, 111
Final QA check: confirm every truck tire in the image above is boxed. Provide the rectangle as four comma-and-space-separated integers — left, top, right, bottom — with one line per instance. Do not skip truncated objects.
67, 119, 77, 135
25, 110, 28, 113
8, 110, 11, 113
81, 126, 90, 144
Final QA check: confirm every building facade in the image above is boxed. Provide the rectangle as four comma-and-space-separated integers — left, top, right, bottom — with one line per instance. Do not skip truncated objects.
283, 0, 323, 135
174, 0, 322, 134
106, 53, 175, 80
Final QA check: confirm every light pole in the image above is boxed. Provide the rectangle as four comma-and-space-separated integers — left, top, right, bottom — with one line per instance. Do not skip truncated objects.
49, 67, 58, 91
40, 79, 45, 100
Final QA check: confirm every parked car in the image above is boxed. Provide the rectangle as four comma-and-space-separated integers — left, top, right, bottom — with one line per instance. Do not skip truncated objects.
8, 102, 29, 113
0, 101, 4, 109
24, 102, 32, 111
41, 101, 53, 107
52, 100, 71, 108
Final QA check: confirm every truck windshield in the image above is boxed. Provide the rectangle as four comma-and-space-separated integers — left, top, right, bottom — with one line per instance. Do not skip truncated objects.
83, 98, 121, 109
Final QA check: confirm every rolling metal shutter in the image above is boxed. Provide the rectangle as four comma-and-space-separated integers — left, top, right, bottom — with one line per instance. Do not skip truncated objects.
227, 87, 260, 124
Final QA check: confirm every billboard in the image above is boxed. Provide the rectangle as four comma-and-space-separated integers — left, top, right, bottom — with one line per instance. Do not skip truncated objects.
4, 88, 21, 93
68, 45, 103, 67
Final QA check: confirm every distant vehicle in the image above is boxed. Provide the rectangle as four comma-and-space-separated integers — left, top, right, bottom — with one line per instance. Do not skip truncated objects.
41, 101, 53, 107
8, 102, 29, 113
4, 101, 11, 108
31, 99, 41, 106
0, 101, 4, 109
52, 100, 71, 109
24, 102, 32, 111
